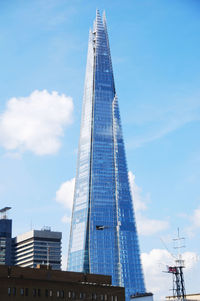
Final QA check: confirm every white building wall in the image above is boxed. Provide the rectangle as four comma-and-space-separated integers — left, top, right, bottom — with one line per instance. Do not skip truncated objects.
13, 229, 62, 270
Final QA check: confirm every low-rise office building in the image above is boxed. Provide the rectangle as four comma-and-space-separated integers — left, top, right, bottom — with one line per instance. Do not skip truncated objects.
13, 228, 62, 270
166, 294, 200, 301
0, 264, 125, 300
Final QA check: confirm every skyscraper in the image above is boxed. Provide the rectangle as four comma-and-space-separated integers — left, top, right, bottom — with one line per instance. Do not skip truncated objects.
67, 11, 146, 300
0, 207, 12, 266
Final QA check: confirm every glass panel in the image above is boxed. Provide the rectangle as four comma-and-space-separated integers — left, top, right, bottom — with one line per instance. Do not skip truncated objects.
67, 11, 146, 301
8, 288, 11, 295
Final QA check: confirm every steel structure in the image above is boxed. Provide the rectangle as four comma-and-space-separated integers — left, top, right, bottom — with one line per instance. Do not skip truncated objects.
167, 264, 186, 300
167, 229, 186, 301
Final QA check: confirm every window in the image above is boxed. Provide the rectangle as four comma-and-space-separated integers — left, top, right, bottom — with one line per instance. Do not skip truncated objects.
13, 288, 16, 296
68, 291, 72, 299
33, 288, 37, 296
38, 289, 41, 297
72, 291, 76, 299
105, 295, 108, 301
92, 293, 97, 300
49, 290, 53, 297
45, 289, 49, 297
8, 287, 11, 296
60, 290, 64, 298
79, 292, 86, 299
57, 290, 60, 298
100, 295, 104, 301
20, 288, 24, 296
25, 288, 29, 296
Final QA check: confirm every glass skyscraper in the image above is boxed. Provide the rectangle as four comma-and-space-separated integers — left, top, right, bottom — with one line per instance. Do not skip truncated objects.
67, 11, 146, 300
0, 207, 12, 266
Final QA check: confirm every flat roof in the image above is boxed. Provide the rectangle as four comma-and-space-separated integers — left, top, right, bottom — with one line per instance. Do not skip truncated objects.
0, 207, 11, 213
0, 265, 113, 286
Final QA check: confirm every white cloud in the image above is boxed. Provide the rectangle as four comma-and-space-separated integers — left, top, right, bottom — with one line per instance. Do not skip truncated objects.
128, 171, 147, 211
129, 171, 169, 236
61, 215, 71, 224
182, 252, 199, 269
62, 252, 68, 271
141, 249, 172, 297
192, 207, 200, 228
0, 90, 73, 155
185, 206, 200, 237
142, 249, 198, 300
137, 214, 169, 236
56, 172, 169, 236
56, 178, 75, 210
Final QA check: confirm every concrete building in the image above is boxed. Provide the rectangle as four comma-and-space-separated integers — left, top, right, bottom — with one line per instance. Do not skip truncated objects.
13, 228, 62, 270
166, 294, 200, 301
0, 207, 12, 265
131, 293, 153, 301
0, 264, 125, 300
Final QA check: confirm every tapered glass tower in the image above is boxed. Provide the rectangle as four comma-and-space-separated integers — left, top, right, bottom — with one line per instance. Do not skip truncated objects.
67, 11, 146, 300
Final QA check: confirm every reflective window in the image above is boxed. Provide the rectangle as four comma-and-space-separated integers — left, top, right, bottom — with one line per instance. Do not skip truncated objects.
67, 11, 146, 300
8, 287, 11, 295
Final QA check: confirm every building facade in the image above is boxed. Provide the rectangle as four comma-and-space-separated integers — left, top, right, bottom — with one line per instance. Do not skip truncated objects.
0, 264, 125, 301
166, 294, 200, 301
13, 228, 62, 270
0, 207, 12, 265
67, 11, 146, 300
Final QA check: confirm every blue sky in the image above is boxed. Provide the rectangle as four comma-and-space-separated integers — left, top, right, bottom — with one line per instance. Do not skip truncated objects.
0, 0, 200, 299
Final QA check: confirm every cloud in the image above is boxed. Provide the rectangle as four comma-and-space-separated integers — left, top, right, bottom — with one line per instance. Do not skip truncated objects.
141, 249, 172, 297
128, 171, 147, 211
0, 90, 73, 155
61, 215, 71, 224
192, 207, 200, 228
56, 172, 169, 235
137, 214, 169, 236
56, 178, 75, 211
185, 206, 200, 237
141, 249, 198, 300
62, 251, 68, 271
129, 171, 169, 236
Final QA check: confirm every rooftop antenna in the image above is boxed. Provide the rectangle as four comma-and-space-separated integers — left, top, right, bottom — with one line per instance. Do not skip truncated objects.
0, 207, 11, 219
167, 228, 186, 301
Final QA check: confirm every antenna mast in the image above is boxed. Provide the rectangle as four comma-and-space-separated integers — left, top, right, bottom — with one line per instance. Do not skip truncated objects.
167, 228, 186, 301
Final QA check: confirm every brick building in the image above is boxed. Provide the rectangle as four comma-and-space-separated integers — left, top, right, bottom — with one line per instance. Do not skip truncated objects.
0, 265, 125, 300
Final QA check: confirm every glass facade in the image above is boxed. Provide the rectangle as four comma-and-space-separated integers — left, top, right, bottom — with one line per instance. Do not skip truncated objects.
67, 11, 146, 300
0, 218, 12, 265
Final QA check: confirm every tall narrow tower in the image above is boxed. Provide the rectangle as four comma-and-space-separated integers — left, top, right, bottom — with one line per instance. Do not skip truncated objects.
67, 11, 146, 300
0, 207, 12, 266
